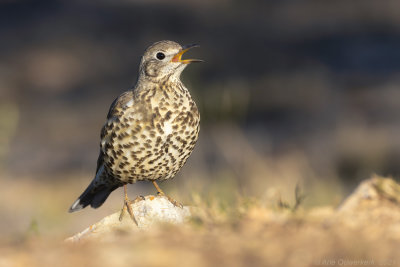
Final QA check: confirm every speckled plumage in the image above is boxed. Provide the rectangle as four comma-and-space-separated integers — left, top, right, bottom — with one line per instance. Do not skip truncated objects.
69, 40, 201, 212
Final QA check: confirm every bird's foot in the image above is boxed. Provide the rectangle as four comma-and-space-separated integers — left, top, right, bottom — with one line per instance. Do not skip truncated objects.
119, 196, 138, 224
157, 192, 183, 209
132, 195, 146, 204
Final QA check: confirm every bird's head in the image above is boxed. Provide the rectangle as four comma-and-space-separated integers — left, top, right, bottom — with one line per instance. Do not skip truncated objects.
138, 40, 202, 82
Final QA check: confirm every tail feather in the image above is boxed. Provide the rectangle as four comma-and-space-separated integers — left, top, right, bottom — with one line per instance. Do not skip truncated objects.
69, 180, 119, 213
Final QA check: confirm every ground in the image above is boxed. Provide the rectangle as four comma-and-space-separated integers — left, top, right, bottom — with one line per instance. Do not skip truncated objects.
0, 175, 399, 267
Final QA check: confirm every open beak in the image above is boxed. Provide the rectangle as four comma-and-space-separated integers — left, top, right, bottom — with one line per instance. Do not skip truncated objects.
171, 44, 203, 64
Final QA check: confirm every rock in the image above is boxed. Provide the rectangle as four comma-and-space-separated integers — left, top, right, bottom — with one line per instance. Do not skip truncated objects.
65, 195, 191, 243
338, 175, 400, 212
335, 175, 400, 235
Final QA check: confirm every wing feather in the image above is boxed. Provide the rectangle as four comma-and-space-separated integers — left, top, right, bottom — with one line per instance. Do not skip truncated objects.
95, 91, 135, 173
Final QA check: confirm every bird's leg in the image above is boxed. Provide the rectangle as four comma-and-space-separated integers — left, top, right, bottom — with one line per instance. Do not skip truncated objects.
152, 180, 165, 195
119, 184, 138, 224
152, 181, 183, 208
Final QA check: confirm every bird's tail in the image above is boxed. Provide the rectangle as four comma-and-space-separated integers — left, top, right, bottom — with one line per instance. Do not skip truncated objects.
68, 179, 119, 213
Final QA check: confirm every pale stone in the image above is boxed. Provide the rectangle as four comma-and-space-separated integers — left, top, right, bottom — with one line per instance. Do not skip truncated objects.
65, 195, 191, 243
335, 176, 400, 231
338, 175, 400, 212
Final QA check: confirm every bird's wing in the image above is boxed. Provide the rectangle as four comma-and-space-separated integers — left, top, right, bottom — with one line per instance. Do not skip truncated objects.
106, 90, 135, 119
95, 90, 134, 174
95, 149, 105, 174
70, 91, 136, 211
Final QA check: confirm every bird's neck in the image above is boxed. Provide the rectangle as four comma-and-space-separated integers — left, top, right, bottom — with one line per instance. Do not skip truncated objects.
133, 75, 186, 99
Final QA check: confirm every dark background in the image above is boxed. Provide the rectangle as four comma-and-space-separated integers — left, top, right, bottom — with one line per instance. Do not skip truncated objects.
1, 0, 400, 210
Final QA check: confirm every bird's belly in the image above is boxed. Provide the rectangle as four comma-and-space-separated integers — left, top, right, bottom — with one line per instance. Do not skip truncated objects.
105, 109, 200, 183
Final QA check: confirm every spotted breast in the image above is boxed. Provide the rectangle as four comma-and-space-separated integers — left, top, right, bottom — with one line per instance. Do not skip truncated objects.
101, 80, 200, 184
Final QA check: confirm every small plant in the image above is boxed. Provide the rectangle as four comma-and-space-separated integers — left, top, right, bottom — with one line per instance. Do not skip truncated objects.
278, 183, 307, 212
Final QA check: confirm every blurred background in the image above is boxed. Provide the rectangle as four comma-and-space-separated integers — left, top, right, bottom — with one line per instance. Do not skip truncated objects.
1, 0, 400, 238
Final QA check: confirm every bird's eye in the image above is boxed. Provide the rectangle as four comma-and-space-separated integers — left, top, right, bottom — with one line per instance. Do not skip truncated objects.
156, 52, 165, 60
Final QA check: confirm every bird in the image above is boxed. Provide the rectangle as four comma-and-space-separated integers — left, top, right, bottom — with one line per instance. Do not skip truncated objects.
69, 40, 202, 221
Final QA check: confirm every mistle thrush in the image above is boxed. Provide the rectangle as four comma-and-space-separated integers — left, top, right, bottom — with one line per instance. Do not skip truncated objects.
69, 40, 201, 219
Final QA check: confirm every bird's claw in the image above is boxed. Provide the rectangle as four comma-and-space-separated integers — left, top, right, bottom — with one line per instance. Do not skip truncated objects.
168, 197, 184, 209
119, 196, 137, 224
132, 195, 146, 204
159, 193, 183, 209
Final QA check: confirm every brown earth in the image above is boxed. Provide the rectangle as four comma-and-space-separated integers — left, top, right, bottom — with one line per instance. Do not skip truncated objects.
1, 176, 399, 267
